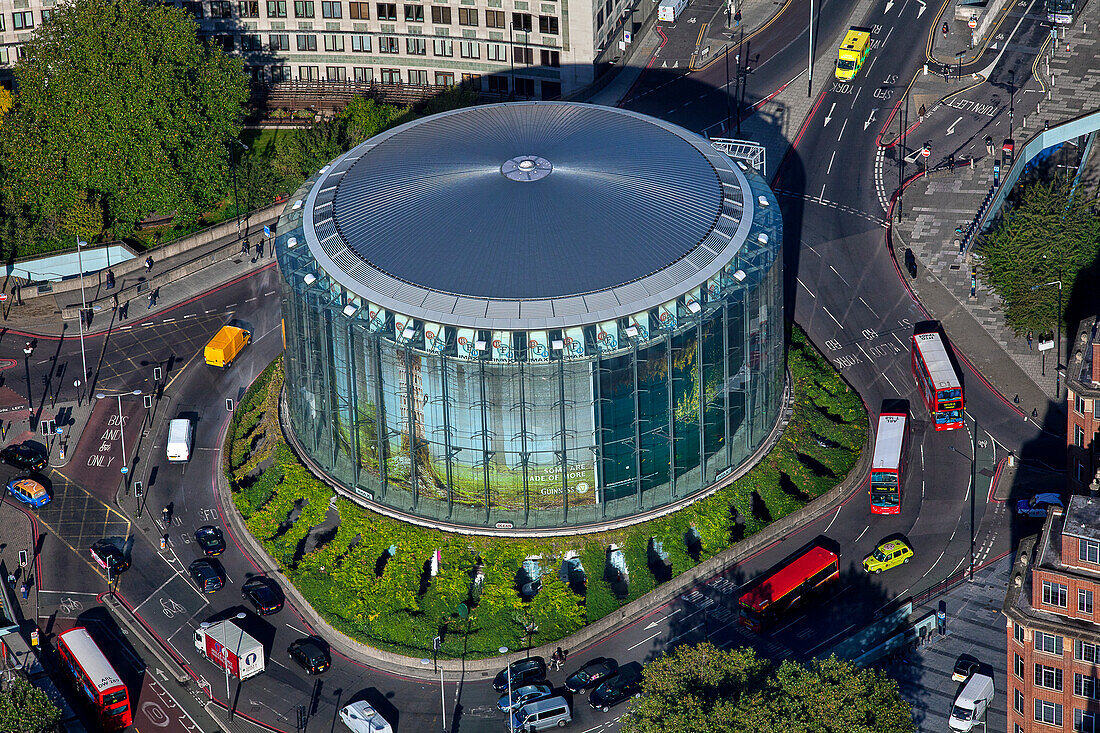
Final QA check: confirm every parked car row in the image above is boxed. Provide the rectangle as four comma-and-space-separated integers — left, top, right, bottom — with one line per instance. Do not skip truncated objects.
492, 656, 642, 730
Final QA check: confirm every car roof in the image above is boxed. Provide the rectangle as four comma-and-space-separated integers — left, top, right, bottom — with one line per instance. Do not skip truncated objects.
879, 540, 907, 551
13, 479, 46, 495
196, 526, 221, 535
1034, 493, 1062, 503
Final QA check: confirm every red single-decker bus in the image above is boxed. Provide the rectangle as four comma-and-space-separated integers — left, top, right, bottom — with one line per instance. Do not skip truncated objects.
870, 412, 909, 514
738, 546, 840, 632
911, 332, 964, 430
57, 627, 132, 730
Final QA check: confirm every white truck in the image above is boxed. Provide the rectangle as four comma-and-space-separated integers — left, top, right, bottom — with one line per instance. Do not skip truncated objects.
657, 0, 687, 22
193, 619, 264, 680
166, 418, 193, 463
949, 673, 994, 732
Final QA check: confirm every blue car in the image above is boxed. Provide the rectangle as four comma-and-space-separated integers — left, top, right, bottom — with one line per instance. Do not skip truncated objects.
6, 477, 50, 507
1016, 493, 1063, 518
497, 683, 553, 713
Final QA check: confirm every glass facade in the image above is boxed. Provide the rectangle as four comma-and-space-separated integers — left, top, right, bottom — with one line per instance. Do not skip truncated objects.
276, 159, 784, 532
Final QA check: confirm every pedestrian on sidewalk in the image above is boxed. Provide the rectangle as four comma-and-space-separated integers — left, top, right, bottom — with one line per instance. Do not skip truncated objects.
918, 104, 926, 122
257, 238, 265, 258
241, 238, 250, 257
550, 650, 560, 670
6, 573, 14, 591
148, 287, 159, 309
120, 301, 129, 321
144, 256, 154, 272
106, 269, 115, 289
20, 581, 28, 600
1027, 330, 1033, 349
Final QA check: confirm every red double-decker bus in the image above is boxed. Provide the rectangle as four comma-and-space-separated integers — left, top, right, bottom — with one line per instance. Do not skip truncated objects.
738, 546, 840, 632
911, 332, 964, 430
870, 412, 909, 514
57, 627, 132, 730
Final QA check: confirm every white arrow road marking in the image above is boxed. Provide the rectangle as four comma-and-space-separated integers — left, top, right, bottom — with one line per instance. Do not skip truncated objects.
916, 0, 926, 16
885, 0, 894, 11
823, 102, 836, 126
864, 108, 878, 130
946, 116, 963, 135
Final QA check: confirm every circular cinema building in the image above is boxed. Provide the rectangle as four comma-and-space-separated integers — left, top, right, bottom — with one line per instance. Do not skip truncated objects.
274, 102, 784, 533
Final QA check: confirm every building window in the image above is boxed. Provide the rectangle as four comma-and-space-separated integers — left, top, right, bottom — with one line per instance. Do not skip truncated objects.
1017, 726, 1025, 733
1082, 539, 1100, 564
351, 34, 371, 51
1036, 632, 1063, 656
538, 14, 558, 34
272, 65, 291, 82
1036, 699, 1063, 726
377, 2, 397, 19
41, 8, 53, 23
1077, 710, 1097, 733
378, 36, 400, 52
433, 39, 453, 56
404, 4, 423, 21
349, 1, 369, 17
1076, 394, 1086, 414
511, 11, 531, 31
211, 34, 235, 51
326, 66, 347, 80
239, 0, 261, 16
406, 37, 426, 54
380, 67, 401, 83
183, 2, 204, 18
353, 66, 373, 81
1043, 580, 1069, 608
1014, 653, 1024, 679
512, 46, 533, 64
540, 80, 561, 99
461, 72, 481, 89
296, 33, 317, 50
540, 49, 560, 67
486, 43, 507, 61
1075, 673, 1100, 699
408, 69, 428, 85
12, 11, 34, 30
299, 65, 320, 79
295, 0, 315, 15
270, 33, 291, 50
322, 0, 342, 15
267, 0, 287, 16
241, 34, 263, 50
431, 5, 451, 23
1075, 424, 1086, 448
485, 9, 504, 27
487, 74, 508, 93
324, 34, 344, 51
1077, 640, 1098, 662
514, 77, 534, 96
459, 40, 480, 58
0, 15, 5, 30
210, 1, 233, 17
435, 71, 454, 85
1015, 688, 1025, 714
1081, 588, 1094, 614
1015, 623, 1026, 644
458, 7, 477, 25
1036, 664, 1063, 691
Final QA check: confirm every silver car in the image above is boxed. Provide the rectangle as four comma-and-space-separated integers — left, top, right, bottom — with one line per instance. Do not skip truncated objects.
498, 683, 553, 713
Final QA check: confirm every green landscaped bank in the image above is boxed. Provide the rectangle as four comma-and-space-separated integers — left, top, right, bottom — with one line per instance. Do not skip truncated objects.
225, 326, 865, 659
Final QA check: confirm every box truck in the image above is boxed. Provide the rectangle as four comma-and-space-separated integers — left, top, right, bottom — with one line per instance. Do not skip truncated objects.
949, 673, 993, 731
204, 325, 251, 368
166, 419, 193, 463
657, 0, 687, 22
193, 619, 264, 680
835, 26, 872, 80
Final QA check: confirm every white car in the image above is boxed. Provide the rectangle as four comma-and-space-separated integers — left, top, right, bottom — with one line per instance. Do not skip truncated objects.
340, 701, 392, 733
1016, 493, 1063, 518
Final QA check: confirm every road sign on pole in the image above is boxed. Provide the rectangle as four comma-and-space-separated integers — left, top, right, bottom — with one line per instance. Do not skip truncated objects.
968, 15, 976, 28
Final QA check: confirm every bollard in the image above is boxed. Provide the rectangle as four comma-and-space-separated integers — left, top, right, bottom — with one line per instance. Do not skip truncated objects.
1008, 451, 1016, 467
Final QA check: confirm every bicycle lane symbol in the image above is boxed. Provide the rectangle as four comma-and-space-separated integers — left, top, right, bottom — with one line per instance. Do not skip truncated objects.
161, 597, 186, 618
58, 597, 84, 615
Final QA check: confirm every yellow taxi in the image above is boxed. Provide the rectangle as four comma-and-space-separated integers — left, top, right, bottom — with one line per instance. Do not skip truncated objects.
863, 539, 914, 574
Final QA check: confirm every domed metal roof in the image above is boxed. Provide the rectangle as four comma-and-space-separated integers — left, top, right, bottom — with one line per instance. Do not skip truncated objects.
303, 102, 755, 330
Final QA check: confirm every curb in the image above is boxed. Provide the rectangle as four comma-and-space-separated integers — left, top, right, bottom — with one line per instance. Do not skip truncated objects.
215, 361, 874, 682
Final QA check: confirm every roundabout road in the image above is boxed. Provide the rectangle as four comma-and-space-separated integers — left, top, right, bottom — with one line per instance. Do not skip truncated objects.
0, 0, 1066, 729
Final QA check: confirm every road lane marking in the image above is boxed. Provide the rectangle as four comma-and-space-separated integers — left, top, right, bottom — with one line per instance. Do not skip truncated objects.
824, 505, 843, 533
822, 307, 843, 328
829, 265, 850, 286
851, 87, 861, 107
286, 623, 310, 636
628, 631, 662, 650
796, 277, 816, 298
826, 150, 836, 174
859, 297, 878, 317
837, 118, 848, 141
883, 372, 897, 391
855, 525, 870, 542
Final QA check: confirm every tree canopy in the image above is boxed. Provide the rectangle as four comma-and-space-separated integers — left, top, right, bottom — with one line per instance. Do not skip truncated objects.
0, 676, 62, 733
976, 176, 1100, 336
0, 0, 249, 246
620, 644, 914, 733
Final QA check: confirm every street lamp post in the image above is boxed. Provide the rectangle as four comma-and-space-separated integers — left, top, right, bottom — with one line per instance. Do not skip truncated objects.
96, 390, 142, 478
1031, 275, 1064, 396
76, 239, 89, 398
499, 647, 513, 733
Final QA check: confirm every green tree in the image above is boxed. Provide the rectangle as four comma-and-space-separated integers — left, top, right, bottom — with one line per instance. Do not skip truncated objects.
621, 644, 913, 733
0, 0, 248, 247
976, 176, 1100, 336
335, 96, 410, 146
0, 676, 63, 733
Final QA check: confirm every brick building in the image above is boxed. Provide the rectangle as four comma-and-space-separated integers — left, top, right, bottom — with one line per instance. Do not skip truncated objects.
1004, 496, 1100, 733
0, 0, 652, 98
1066, 317, 1100, 494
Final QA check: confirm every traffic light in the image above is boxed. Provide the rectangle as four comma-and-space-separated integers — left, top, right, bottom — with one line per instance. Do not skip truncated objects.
134, 481, 143, 498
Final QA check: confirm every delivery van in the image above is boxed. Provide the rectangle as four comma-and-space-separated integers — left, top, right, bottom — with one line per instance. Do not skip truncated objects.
205, 325, 251, 368
508, 696, 571, 731
657, 0, 687, 22
949, 673, 994, 731
835, 26, 871, 80
166, 419, 193, 463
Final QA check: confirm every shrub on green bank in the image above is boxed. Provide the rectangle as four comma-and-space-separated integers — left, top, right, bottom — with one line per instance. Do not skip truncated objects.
225, 326, 865, 658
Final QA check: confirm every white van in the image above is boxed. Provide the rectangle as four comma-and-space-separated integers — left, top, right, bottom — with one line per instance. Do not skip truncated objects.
508, 696, 571, 731
339, 701, 392, 733
949, 673, 994, 731
166, 419, 193, 463
657, 0, 687, 22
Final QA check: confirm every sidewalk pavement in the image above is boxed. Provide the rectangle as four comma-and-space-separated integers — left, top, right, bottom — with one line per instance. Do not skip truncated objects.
0, 499, 40, 632
887, 0, 1100, 423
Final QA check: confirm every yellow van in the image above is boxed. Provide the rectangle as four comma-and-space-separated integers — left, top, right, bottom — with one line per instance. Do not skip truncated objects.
205, 325, 251, 368
836, 26, 871, 80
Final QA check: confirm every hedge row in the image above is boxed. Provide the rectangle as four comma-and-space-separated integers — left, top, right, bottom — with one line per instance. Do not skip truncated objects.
225, 326, 865, 658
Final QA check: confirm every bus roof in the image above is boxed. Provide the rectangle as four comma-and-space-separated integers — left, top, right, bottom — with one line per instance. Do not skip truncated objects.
912, 332, 960, 391
872, 413, 907, 470
739, 546, 838, 613
58, 628, 124, 693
